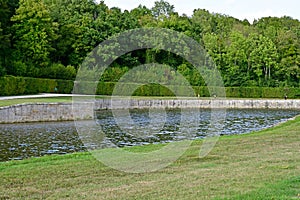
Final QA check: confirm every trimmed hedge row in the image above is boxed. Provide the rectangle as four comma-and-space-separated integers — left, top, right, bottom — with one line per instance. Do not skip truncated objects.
0, 76, 73, 96
225, 87, 300, 99
96, 83, 300, 99
96, 82, 300, 99
0, 76, 300, 99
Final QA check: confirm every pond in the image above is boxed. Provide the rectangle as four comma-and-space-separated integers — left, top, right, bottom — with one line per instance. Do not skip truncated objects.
0, 108, 299, 162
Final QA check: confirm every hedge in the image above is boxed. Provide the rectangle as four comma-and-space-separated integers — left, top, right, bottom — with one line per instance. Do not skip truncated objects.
224, 87, 300, 99
0, 76, 73, 96
96, 83, 300, 99
0, 76, 300, 99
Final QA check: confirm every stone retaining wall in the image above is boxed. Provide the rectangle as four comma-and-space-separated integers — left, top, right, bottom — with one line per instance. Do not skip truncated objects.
1, 99, 300, 123
0, 103, 93, 123
94, 99, 300, 110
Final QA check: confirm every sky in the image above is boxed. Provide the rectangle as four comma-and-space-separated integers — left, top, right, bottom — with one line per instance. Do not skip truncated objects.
103, 0, 300, 23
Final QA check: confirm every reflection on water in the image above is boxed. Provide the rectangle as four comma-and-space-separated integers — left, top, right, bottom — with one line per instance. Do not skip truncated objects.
0, 109, 299, 161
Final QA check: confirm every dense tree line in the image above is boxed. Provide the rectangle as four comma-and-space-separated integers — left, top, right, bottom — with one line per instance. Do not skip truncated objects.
0, 0, 300, 87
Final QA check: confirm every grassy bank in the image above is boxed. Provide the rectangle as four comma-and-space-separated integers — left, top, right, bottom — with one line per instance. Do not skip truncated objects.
0, 96, 189, 107
0, 117, 299, 199
0, 97, 72, 107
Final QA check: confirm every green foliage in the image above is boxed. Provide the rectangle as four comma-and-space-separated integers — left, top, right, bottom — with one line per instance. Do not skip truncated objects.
193, 86, 210, 97
0, 76, 73, 96
40, 63, 76, 80
133, 83, 176, 96
0, 75, 26, 95
11, 0, 58, 68
0, 76, 300, 98
224, 87, 300, 98
0, 65, 5, 77
92, 82, 300, 98
0, 1, 299, 90
0, 0, 18, 71
10, 61, 28, 76
95, 82, 177, 96
0, 21, 9, 76
100, 66, 129, 82
96, 82, 116, 95
130, 4, 152, 26
249, 35, 279, 85
56, 79, 74, 94
151, 0, 175, 18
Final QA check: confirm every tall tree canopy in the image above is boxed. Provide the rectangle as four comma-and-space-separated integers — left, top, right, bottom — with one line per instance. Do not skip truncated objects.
151, 0, 175, 18
0, 0, 299, 87
11, 0, 58, 75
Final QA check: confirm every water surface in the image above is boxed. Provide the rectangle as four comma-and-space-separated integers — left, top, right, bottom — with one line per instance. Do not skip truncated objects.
0, 109, 299, 161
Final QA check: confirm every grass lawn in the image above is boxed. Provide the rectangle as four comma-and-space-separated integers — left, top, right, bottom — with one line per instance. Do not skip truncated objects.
0, 96, 195, 107
0, 97, 73, 107
0, 117, 299, 199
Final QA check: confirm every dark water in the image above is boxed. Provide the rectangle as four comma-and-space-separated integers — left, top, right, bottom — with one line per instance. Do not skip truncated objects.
0, 109, 299, 162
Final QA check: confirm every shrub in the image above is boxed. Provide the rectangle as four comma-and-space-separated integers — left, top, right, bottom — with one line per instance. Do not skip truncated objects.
41, 63, 76, 80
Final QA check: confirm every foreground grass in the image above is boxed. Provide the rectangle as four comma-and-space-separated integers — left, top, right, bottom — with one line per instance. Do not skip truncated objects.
0, 118, 300, 199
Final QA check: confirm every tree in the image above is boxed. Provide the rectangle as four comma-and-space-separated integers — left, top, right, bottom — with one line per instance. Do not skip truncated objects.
11, 0, 58, 75
223, 31, 248, 86
3, 1, 300, 86
0, 23, 7, 76
203, 33, 226, 72
45, 0, 99, 67
249, 35, 279, 86
151, 0, 175, 19
130, 4, 152, 26
276, 29, 300, 86
0, 0, 19, 73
